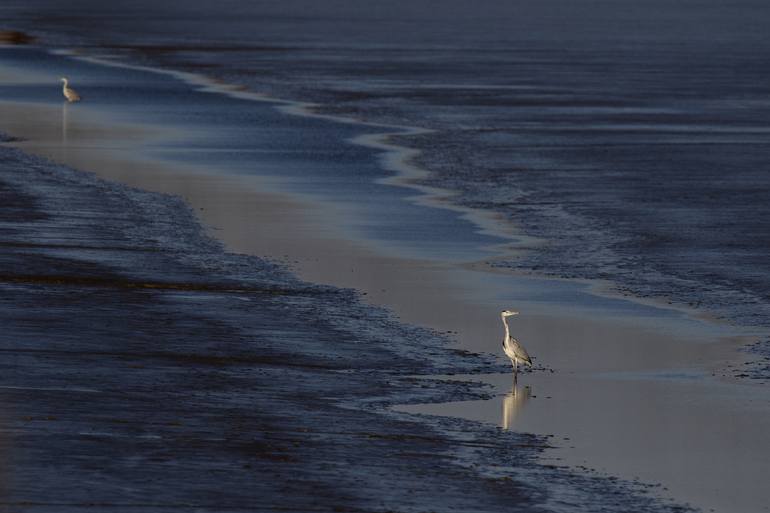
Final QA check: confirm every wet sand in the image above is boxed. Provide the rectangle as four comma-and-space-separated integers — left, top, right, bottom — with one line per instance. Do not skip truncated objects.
0, 141, 553, 512
403, 370, 770, 513
2, 46, 769, 512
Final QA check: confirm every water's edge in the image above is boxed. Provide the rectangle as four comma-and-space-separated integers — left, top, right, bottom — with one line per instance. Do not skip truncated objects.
4, 44, 696, 511
0, 140, 691, 512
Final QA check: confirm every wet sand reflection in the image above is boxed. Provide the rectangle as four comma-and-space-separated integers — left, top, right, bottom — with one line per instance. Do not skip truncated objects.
501, 383, 531, 430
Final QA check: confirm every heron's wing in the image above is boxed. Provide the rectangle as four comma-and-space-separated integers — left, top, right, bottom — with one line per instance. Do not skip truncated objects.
509, 337, 532, 365
64, 88, 81, 102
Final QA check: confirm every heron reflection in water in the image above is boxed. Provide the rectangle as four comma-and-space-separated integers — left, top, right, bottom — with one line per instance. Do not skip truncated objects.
501, 310, 532, 380
502, 383, 531, 430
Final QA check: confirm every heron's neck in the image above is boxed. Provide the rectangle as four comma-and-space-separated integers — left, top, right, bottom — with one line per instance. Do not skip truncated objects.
62, 79, 68, 87
501, 315, 510, 337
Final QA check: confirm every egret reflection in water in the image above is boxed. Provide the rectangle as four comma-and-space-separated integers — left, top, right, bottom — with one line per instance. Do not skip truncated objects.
61, 102, 68, 145
501, 383, 531, 430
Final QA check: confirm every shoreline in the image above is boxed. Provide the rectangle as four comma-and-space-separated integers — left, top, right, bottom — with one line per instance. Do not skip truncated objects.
0, 106, 690, 513
16, 47, 763, 346
1, 44, 768, 512
62, 48, 543, 261
0, 99, 680, 512
0, 141, 546, 511
58, 48, 768, 346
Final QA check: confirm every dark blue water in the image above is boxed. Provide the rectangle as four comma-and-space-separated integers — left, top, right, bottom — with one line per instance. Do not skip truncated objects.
3, 0, 770, 330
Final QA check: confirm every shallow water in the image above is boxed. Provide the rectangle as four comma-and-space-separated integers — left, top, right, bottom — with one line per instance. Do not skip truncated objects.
4, 1, 770, 509
3, 0, 770, 333
2, 44, 769, 512
401, 370, 770, 513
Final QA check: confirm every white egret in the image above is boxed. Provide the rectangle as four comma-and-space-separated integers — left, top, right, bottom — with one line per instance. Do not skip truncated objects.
60, 77, 81, 102
501, 310, 532, 376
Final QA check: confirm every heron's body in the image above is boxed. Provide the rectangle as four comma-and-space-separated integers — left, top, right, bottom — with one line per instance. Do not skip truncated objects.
501, 310, 532, 375
60, 78, 81, 102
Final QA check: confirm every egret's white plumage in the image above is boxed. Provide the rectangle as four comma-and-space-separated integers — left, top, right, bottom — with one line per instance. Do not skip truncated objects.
501, 310, 532, 375
60, 77, 81, 102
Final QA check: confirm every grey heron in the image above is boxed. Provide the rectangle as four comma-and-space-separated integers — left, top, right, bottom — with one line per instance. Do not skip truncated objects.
501, 310, 532, 376
60, 77, 81, 102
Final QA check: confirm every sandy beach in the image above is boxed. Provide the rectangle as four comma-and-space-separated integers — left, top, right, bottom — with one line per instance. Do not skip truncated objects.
2, 10, 770, 512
